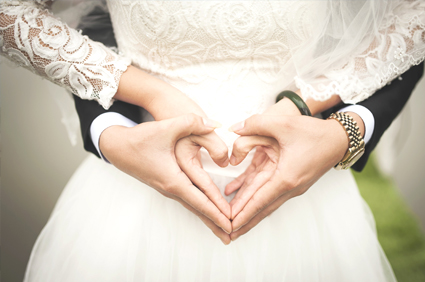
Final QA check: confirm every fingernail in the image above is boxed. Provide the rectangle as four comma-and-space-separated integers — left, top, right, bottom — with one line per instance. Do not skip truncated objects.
203, 118, 222, 128
221, 227, 231, 235
228, 121, 245, 132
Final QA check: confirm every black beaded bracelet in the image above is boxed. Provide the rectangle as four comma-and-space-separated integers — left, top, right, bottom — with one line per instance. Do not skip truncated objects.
276, 90, 312, 116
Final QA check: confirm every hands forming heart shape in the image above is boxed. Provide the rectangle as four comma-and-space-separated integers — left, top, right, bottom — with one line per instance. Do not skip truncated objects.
173, 112, 349, 244
104, 67, 349, 244
101, 99, 349, 245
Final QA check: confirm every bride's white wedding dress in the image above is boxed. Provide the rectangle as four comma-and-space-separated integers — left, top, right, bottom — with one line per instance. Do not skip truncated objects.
2, 1, 425, 281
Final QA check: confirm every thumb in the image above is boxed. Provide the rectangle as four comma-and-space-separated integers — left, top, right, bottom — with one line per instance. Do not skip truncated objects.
230, 135, 278, 166
190, 134, 229, 167
165, 114, 221, 141
229, 114, 279, 138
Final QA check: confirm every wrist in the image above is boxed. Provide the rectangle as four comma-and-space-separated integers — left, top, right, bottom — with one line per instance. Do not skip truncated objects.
294, 90, 342, 116
269, 89, 341, 117
99, 125, 128, 162
264, 96, 302, 116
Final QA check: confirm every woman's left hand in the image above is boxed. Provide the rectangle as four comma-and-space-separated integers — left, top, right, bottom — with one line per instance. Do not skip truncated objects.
226, 105, 350, 241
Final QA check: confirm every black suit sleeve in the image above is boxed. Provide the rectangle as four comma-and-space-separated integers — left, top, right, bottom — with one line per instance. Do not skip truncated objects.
322, 62, 424, 172
73, 6, 142, 158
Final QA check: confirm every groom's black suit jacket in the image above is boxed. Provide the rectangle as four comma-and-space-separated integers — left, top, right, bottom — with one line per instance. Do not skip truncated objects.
73, 6, 424, 172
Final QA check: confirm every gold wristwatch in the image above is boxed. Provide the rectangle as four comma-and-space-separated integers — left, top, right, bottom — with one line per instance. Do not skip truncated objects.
327, 112, 365, 170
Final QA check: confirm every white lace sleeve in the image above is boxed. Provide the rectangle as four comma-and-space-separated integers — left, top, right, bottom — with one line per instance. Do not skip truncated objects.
294, 0, 425, 104
0, 1, 131, 109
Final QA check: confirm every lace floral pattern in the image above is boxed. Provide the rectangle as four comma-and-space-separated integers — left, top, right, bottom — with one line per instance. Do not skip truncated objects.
295, 1, 425, 103
0, 0, 131, 109
108, 1, 425, 106
109, 1, 316, 83
1, 1, 424, 110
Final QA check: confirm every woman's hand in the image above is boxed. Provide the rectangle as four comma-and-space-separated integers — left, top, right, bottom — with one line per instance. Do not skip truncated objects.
100, 114, 232, 244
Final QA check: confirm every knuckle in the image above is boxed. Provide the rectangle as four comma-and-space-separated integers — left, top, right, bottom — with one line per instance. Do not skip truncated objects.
233, 138, 249, 154
184, 113, 199, 128
213, 146, 228, 159
198, 178, 214, 192
248, 114, 262, 128
279, 175, 300, 192
163, 182, 179, 196
297, 187, 308, 196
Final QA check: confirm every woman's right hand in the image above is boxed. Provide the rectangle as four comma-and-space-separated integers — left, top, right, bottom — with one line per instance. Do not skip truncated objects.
99, 114, 232, 244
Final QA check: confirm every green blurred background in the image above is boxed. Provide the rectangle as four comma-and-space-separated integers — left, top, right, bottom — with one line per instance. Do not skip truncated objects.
354, 157, 425, 282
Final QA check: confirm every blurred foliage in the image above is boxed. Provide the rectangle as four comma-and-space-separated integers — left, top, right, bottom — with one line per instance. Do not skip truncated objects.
352, 156, 425, 282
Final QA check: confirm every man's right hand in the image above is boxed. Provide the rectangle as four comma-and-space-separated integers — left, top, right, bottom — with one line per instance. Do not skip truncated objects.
99, 114, 232, 244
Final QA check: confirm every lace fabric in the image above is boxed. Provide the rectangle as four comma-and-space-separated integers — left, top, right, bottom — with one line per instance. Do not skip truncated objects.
108, 1, 425, 107
0, 0, 131, 109
1, 1, 425, 110
294, 0, 425, 104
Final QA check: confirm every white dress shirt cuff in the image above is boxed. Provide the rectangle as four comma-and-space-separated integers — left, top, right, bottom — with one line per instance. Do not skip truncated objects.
90, 112, 137, 163
339, 105, 375, 145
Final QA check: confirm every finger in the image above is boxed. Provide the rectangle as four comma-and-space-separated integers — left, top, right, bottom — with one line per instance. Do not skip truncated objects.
174, 195, 231, 245
228, 168, 257, 206
197, 212, 232, 245
230, 191, 293, 242
230, 170, 273, 220
159, 190, 231, 245
231, 175, 289, 232
229, 114, 281, 138
230, 135, 277, 166
190, 134, 229, 167
181, 160, 231, 219
225, 148, 269, 196
224, 164, 254, 196
175, 138, 230, 218
176, 181, 233, 234
165, 114, 221, 141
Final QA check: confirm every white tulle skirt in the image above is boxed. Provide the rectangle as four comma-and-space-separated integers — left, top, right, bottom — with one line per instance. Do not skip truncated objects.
24, 155, 396, 282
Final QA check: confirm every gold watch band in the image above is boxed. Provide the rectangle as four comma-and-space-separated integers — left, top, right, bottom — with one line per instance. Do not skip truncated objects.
328, 112, 365, 170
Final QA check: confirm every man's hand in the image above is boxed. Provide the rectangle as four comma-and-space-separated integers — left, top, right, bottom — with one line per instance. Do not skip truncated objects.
100, 114, 232, 244
226, 114, 349, 241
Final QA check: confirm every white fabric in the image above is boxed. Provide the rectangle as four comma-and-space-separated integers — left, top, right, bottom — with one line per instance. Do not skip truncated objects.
90, 112, 137, 162
25, 155, 395, 282
340, 105, 375, 145
7, 0, 422, 280
0, 0, 131, 109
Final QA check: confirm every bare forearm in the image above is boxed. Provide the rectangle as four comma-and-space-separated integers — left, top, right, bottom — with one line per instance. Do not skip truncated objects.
114, 65, 206, 120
